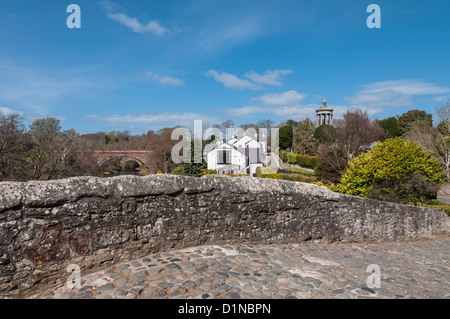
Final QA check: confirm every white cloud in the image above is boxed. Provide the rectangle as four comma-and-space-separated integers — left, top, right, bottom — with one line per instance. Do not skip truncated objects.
102, 2, 169, 36
245, 70, 293, 86
0, 106, 24, 116
361, 80, 450, 95
272, 104, 316, 119
106, 13, 169, 35
87, 112, 220, 128
224, 106, 267, 118
347, 80, 450, 108
223, 103, 384, 121
205, 70, 262, 90
434, 95, 450, 102
145, 72, 185, 86
254, 90, 307, 106
347, 89, 412, 107
198, 15, 265, 52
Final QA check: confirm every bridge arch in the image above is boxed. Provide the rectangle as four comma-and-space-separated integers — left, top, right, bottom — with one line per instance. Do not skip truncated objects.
89, 151, 155, 172
98, 155, 145, 168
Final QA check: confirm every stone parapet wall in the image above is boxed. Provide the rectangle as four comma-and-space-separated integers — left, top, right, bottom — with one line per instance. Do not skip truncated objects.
0, 175, 448, 298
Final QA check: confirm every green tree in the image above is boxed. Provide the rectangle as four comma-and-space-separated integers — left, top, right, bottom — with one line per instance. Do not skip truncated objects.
335, 138, 445, 203
293, 118, 317, 155
279, 125, 293, 150
286, 119, 298, 127
379, 117, 400, 138
171, 139, 207, 177
106, 132, 119, 144
398, 110, 433, 136
313, 124, 333, 143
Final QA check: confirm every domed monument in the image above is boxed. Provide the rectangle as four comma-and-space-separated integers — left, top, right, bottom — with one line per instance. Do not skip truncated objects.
316, 97, 334, 126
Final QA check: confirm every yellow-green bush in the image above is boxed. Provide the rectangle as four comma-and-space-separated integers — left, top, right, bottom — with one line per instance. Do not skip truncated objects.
335, 138, 445, 202
255, 167, 262, 177
261, 173, 279, 179
201, 169, 216, 175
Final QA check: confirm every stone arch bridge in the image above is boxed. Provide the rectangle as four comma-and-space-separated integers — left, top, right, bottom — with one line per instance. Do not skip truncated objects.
90, 150, 154, 170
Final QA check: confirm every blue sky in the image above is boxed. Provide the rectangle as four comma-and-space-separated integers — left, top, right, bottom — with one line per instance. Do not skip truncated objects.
0, 0, 449, 134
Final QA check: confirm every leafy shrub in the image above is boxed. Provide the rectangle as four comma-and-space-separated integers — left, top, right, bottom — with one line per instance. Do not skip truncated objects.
255, 167, 262, 177
278, 173, 316, 184
201, 169, 216, 175
170, 166, 185, 175
261, 173, 279, 179
335, 138, 445, 203
259, 166, 279, 179
279, 150, 318, 169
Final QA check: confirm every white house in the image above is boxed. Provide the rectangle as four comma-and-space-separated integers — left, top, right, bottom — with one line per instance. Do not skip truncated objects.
204, 133, 265, 176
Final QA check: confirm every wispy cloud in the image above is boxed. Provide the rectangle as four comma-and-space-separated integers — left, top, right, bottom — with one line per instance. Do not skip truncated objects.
347, 89, 412, 107
205, 70, 263, 90
245, 70, 293, 86
0, 61, 109, 114
224, 90, 309, 118
347, 80, 450, 108
145, 72, 185, 86
361, 80, 450, 95
206, 69, 294, 90
224, 95, 384, 121
433, 95, 450, 102
198, 15, 265, 52
254, 90, 307, 106
224, 106, 266, 118
87, 112, 220, 128
0, 106, 24, 116
102, 1, 169, 36
224, 104, 327, 120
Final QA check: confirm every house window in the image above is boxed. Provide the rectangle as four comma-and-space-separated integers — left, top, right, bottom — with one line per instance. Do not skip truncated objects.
217, 150, 231, 164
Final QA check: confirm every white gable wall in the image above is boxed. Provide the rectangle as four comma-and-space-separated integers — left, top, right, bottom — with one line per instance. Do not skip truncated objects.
206, 145, 246, 171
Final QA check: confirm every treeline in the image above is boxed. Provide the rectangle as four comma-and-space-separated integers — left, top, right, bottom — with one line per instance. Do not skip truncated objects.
0, 115, 280, 181
2, 102, 450, 190
277, 104, 450, 185
0, 115, 103, 181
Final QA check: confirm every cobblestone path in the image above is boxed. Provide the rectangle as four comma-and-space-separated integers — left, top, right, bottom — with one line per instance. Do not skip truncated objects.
32, 236, 450, 299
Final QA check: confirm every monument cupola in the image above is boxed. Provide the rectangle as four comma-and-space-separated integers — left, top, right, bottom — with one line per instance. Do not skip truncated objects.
316, 97, 334, 126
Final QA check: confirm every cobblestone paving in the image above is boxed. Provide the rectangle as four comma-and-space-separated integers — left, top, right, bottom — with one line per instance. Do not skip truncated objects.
32, 236, 450, 299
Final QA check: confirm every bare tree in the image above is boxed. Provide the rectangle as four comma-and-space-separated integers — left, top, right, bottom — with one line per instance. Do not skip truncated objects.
256, 119, 275, 132
406, 122, 450, 179
437, 100, 450, 135
0, 114, 32, 181
406, 101, 450, 179
28, 118, 81, 180
315, 120, 348, 183
222, 120, 235, 129
342, 109, 384, 160
315, 110, 383, 183
147, 127, 180, 173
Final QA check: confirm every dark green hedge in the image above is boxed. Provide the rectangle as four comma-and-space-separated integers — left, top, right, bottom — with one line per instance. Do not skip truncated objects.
279, 150, 318, 169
